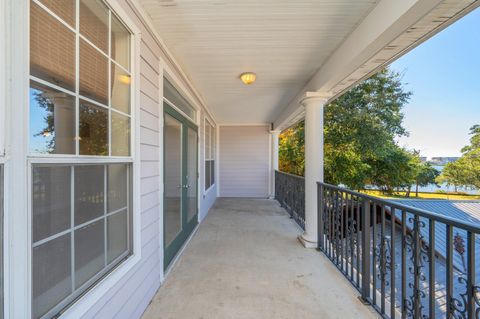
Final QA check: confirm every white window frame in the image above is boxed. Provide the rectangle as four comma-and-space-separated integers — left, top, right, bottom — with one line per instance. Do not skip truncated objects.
162, 76, 198, 124
0, 0, 5, 158
6, 1, 142, 318
204, 117, 215, 194
0, 1, 7, 318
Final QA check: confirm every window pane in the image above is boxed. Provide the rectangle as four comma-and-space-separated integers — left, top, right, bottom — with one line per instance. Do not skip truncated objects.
210, 160, 215, 185
75, 219, 105, 288
164, 79, 196, 120
38, 0, 76, 27
205, 161, 211, 189
32, 166, 71, 242
111, 62, 130, 114
74, 165, 104, 225
79, 40, 108, 105
164, 114, 183, 246
30, 2, 75, 91
79, 100, 108, 155
107, 210, 128, 264
111, 112, 130, 156
111, 14, 130, 70
79, 0, 108, 53
187, 128, 197, 221
30, 81, 76, 154
107, 164, 127, 213
211, 125, 215, 157
205, 123, 210, 159
32, 234, 72, 319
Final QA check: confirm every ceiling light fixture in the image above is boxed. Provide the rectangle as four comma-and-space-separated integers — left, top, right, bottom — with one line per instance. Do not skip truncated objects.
240, 72, 256, 85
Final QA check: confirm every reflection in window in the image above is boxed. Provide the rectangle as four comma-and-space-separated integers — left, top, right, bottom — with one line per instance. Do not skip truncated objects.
30, 2, 75, 91
32, 164, 132, 319
30, 0, 132, 157
164, 79, 196, 120
111, 62, 131, 114
111, 14, 130, 70
79, 0, 109, 53
79, 101, 108, 156
111, 111, 130, 156
79, 39, 109, 105
74, 165, 105, 225
38, 0, 76, 27
30, 81, 76, 154
205, 120, 215, 190
29, 1, 134, 316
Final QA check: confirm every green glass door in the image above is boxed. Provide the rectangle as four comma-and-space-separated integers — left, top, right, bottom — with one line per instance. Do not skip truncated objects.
164, 103, 198, 269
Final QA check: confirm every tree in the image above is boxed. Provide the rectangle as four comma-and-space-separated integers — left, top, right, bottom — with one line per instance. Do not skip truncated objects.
438, 125, 480, 191
279, 121, 304, 176
279, 67, 413, 191
437, 162, 467, 192
367, 143, 415, 194
413, 162, 440, 197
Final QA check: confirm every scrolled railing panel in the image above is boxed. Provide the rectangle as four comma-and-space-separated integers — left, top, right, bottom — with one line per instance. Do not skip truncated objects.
317, 182, 480, 319
274, 170, 305, 229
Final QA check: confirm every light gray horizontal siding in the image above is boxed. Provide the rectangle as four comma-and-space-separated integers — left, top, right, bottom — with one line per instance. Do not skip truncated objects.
219, 125, 270, 198
79, 1, 218, 318
80, 1, 162, 318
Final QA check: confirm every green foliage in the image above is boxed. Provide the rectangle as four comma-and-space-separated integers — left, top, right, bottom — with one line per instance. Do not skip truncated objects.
279, 121, 304, 176
367, 143, 415, 193
408, 155, 440, 197
438, 125, 480, 190
325, 68, 413, 190
415, 163, 440, 187
279, 67, 420, 191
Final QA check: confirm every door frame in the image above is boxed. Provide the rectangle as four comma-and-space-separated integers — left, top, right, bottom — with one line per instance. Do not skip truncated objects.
163, 102, 198, 269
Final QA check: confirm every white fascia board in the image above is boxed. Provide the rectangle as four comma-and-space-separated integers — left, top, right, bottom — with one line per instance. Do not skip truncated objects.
273, 0, 444, 130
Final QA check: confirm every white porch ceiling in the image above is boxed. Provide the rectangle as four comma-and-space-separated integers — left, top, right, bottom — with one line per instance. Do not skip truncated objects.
138, 0, 379, 124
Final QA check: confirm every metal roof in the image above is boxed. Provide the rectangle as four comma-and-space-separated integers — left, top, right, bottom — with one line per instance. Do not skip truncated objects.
390, 200, 480, 275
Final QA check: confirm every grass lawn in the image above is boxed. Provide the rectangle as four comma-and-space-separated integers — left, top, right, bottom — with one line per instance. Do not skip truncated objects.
361, 189, 480, 201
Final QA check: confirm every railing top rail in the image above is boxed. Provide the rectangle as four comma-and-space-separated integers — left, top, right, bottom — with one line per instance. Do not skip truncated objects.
318, 181, 480, 234
275, 170, 305, 180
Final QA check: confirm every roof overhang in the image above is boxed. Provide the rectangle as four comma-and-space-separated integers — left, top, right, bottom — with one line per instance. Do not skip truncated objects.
274, 0, 479, 131
136, 0, 479, 130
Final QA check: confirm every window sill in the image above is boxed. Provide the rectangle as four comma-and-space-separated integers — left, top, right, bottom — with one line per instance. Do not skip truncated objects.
204, 184, 215, 197
60, 253, 142, 318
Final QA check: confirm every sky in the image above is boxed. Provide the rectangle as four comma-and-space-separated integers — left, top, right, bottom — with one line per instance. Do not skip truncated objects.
390, 7, 480, 159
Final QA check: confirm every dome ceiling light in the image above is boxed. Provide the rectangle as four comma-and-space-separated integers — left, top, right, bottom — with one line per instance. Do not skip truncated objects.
239, 72, 256, 85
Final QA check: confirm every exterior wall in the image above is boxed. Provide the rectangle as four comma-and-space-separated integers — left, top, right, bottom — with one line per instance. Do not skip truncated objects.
0, 0, 218, 319
219, 125, 270, 198
21, 0, 217, 319
79, 3, 162, 317
79, 2, 218, 318
199, 112, 217, 221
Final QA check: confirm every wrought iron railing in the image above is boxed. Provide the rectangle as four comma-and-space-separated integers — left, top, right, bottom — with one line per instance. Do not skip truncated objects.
275, 170, 305, 229
318, 182, 480, 319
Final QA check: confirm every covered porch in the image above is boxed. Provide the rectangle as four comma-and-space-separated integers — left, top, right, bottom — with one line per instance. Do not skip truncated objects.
142, 198, 377, 319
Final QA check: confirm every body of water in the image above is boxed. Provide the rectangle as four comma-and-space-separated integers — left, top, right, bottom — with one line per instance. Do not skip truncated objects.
418, 165, 477, 195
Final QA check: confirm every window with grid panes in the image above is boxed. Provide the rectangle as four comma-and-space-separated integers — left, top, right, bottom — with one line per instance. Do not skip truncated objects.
205, 119, 215, 191
29, 0, 133, 317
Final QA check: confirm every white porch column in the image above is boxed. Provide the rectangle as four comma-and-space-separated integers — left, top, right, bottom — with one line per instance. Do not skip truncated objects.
270, 130, 280, 198
299, 94, 327, 248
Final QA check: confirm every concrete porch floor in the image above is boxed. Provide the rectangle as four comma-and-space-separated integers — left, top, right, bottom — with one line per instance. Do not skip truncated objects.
142, 198, 378, 319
